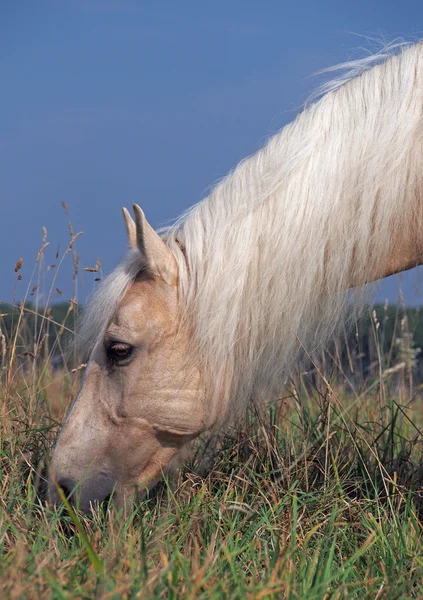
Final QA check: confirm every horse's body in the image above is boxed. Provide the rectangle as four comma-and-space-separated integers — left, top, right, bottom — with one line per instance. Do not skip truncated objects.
50, 41, 423, 511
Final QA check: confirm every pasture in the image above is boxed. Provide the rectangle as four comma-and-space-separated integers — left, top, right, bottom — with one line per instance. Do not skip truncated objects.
1, 243, 423, 598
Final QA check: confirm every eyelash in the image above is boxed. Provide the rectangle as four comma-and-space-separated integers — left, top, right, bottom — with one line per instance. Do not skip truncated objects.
106, 342, 134, 365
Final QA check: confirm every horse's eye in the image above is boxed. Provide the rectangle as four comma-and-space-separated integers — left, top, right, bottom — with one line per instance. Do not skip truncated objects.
106, 342, 134, 364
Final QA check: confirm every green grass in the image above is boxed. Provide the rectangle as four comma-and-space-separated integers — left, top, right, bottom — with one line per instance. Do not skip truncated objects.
2, 368, 423, 599
2, 213, 423, 598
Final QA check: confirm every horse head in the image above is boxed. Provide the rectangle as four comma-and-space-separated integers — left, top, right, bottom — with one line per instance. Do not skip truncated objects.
49, 205, 206, 511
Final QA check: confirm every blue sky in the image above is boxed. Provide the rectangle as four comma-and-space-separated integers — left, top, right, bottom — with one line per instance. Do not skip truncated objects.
2, 1, 423, 306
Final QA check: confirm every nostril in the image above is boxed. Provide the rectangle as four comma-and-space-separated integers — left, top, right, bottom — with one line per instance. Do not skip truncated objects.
100, 493, 112, 510
56, 479, 75, 502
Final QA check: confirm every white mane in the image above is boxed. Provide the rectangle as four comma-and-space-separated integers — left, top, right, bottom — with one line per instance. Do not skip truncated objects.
80, 41, 423, 423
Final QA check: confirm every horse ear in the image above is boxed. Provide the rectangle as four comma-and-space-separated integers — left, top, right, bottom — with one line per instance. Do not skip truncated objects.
122, 207, 137, 248
130, 203, 177, 285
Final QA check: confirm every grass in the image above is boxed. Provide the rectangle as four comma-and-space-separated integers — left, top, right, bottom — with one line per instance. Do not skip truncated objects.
2, 212, 423, 598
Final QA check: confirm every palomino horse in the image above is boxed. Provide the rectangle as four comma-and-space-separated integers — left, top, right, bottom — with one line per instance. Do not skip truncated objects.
50, 41, 423, 511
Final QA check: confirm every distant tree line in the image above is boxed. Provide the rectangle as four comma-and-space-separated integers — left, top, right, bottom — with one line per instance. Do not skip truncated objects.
0, 301, 80, 367
0, 301, 422, 382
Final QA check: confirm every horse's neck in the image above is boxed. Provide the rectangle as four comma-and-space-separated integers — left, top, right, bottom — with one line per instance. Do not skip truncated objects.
366, 228, 423, 285
168, 42, 423, 418
347, 211, 423, 288
320, 49, 423, 289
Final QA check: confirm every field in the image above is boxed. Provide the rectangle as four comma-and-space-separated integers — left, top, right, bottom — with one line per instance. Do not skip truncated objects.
2, 225, 423, 599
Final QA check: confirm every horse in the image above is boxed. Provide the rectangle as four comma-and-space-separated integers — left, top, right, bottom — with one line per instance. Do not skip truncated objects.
49, 41, 423, 511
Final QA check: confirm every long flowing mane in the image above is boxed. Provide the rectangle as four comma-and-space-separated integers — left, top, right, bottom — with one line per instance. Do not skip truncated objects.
80, 41, 423, 423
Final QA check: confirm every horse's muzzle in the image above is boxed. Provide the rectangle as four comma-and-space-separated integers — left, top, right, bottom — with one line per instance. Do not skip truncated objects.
48, 472, 118, 513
